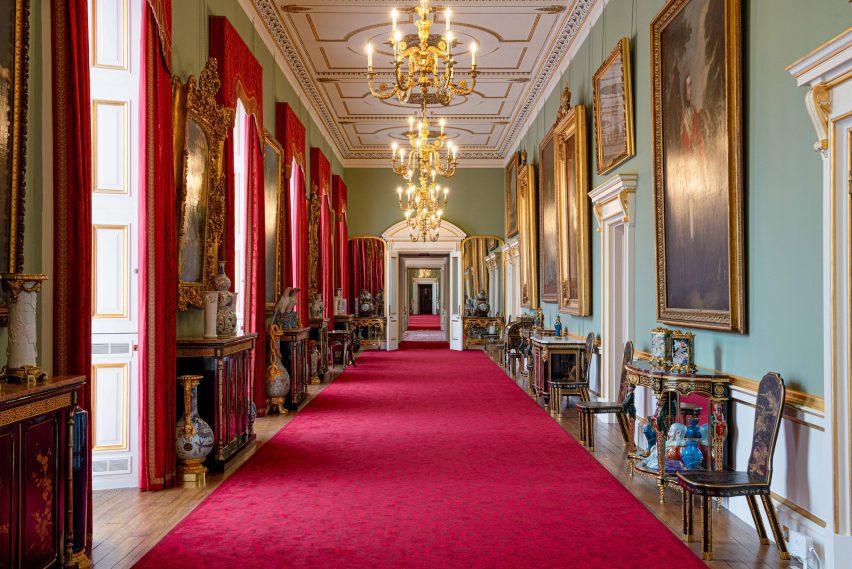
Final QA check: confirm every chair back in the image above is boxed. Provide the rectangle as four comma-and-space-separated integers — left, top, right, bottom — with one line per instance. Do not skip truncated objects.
747, 373, 786, 483
583, 332, 596, 383
616, 341, 635, 403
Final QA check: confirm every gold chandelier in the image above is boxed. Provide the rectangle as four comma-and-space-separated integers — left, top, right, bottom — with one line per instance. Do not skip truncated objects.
366, 0, 478, 106
391, 109, 458, 182
397, 179, 448, 242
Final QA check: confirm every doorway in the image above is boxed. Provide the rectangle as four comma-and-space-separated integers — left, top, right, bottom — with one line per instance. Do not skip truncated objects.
418, 284, 433, 314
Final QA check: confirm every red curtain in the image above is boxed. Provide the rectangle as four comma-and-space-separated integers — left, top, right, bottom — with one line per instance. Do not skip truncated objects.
349, 239, 385, 314
51, 0, 93, 550
332, 176, 349, 314
139, 0, 177, 491
208, 16, 266, 409
310, 148, 332, 319
246, 118, 266, 412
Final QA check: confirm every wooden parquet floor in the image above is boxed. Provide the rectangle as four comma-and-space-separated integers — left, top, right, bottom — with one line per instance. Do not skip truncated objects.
90, 356, 796, 569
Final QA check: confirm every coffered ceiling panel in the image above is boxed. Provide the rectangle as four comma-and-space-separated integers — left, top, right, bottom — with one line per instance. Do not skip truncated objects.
252, 0, 596, 165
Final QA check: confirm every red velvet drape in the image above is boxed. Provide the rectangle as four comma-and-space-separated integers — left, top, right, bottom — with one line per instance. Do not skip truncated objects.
51, 0, 93, 550
349, 239, 385, 314
290, 162, 309, 325
332, 176, 349, 314
246, 119, 266, 412
139, 0, 176, 491
209, 16, 266, 409
310, 148, 332, 319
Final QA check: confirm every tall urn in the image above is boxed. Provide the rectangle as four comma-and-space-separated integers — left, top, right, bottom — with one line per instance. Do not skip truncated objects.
1, 273, 48, 383
265, 325, 291, 415
176, 375, 214, 486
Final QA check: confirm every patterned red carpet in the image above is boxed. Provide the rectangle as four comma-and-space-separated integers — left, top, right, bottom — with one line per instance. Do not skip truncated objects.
406, 314, 441, 330
136, 349, 705, 568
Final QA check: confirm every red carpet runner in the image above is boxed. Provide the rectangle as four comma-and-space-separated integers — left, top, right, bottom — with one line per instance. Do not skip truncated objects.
137, 349, 706, 568
406, 313, 441, 330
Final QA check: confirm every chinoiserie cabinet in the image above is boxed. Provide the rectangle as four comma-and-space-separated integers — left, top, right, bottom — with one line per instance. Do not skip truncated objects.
277, 327, 310, 411
530, 335, 587, 398
0, 375, 85, 568
176, 335, 257, 471
308, 318, 329, 382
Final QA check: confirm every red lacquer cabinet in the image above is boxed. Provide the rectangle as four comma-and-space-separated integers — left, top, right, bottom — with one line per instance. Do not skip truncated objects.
0, 375, 85, 568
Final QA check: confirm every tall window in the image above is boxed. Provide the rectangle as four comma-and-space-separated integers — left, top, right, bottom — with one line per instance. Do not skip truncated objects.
233, 101, 249, 334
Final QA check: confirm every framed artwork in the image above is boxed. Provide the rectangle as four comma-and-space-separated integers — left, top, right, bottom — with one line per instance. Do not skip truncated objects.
0, 0, 30, 325
538, 126, 559, 304
174, 59, 232, 310
553, 88, 590, 316
504, 152, 519, 237
517, 151, 538, 309
264, 132, 285, 310
651, 0, 745, 332
593, 37, 634, 175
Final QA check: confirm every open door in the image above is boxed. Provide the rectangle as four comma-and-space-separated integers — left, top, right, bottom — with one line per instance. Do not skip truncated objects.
449, 251, 463, 350
386, 250, 399, 350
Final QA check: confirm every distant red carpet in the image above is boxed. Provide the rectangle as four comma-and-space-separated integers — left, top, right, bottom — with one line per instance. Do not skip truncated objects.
407, 314, 441, 330
136, 349, 706, 569
399, 340, 449, 350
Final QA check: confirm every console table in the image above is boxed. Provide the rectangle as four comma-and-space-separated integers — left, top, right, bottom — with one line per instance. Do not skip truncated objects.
332, 314, 353, 332
272, 327, 310, 411
308, 318, 329, 382
462, 316, 504, 350
176, 335, 257, 471
353, 316, 385, 348
0, 375, 85, 568
624, 359, 731, 502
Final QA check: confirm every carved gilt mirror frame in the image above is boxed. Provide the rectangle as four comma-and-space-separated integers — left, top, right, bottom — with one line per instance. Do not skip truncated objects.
263, 132, 285, 311
461, 236, 506, 317
0, 0, 30, 326
308, 184, 321, 296
173, 58, 232, 310
517, 150, 538, 309
554, 91, 590, 316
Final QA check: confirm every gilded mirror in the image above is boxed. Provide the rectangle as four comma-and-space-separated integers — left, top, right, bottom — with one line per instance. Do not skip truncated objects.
461, 236, 504, 317
264, 132, 285, 310
554, 89, 590, 316
517, 150, 538, 309
0, 0, 30, 325
174, 58, 232, 310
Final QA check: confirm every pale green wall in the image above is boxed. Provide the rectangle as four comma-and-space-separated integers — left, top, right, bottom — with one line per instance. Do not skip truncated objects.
513, 0, 849, 396
344, 167, 504, 237
171, 0, 345, 337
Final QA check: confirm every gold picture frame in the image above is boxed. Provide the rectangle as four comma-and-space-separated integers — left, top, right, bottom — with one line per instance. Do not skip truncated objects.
504, 152, 519, 238
461, 235, 506, 317
517, 150, 538, 309
593, 37, 635, 175
651, 0, 745, 333
554, 89, 590, 316
538, 126, 559, 304
0, 0, 30, 326
263, 132, 285, 311
173, 58, 232, 311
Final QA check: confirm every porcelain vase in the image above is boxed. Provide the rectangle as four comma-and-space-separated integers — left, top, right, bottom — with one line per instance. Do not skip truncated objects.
1, 273, 47, 382
176, 375, 214, 485
203, 291, 218, 338
265, 335, 290, 415
217, 291, 238, 337
681, 417, 704, 470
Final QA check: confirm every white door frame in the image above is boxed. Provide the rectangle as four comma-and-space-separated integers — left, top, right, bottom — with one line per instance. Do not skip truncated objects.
382, 220, 466, 349
401, 256, 449, 336
412, 278, 439, 315
589, 174, 637, 422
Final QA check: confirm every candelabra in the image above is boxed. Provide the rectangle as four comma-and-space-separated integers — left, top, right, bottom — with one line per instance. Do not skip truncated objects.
391, 110, 457, 182
397, 179, 448, 242
366, 0, 478, 106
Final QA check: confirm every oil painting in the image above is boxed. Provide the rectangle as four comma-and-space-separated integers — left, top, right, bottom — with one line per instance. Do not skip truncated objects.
593, 37, 634, 175
264, 134, 284, 307
179, 119, 209, 284
651, 0, 744, 332
505, 152, 518, 237
538, 128, 559, 304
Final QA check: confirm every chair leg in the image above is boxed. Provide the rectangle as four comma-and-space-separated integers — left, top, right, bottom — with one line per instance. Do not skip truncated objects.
760, 494, 792, 560
701, 494, 713, 561
685, 491, 694, 542
587, 413, 595, 452
615, 412, 630, 445
580, 386, 590, 402
746, 495, 769, 545
579, 410, 586, 445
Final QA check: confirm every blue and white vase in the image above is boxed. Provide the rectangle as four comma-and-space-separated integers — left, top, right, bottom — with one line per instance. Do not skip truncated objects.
681, 417, 704, 470
176, 375, 214, 483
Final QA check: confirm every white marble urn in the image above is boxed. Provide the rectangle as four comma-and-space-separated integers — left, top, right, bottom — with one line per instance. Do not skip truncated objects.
1, 273, 48, 383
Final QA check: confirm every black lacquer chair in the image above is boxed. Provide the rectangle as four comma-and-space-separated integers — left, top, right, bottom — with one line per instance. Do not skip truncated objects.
575, 341, 634, 452
549, 332, 595, 416
676, 372, 790, 562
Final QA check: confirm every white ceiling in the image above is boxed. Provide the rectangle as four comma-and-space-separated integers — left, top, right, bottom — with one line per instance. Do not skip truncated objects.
251, 0, 597, 166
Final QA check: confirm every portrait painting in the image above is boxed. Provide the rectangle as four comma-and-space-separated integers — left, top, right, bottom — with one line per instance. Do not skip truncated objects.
517, 152, 538, 309
554, 95, 590, 316
593, 37, 634, 175
179, 119, 209, 284
264, 134, 284, 307
538, 128, 559, 304
651, 0, 744, 332
505, 152, 519, 237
